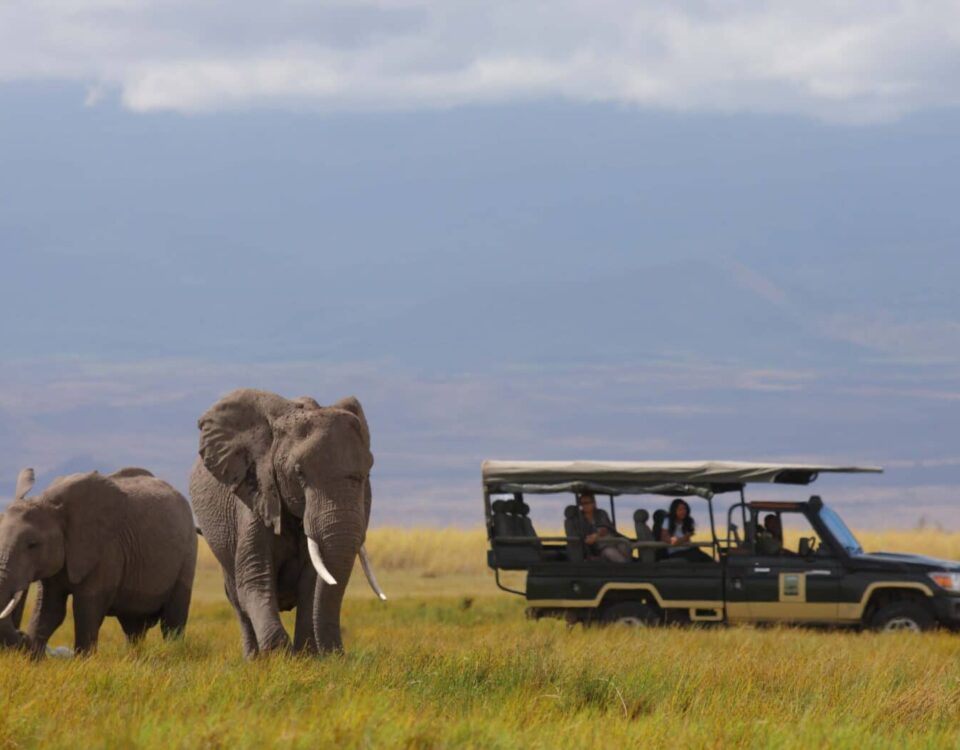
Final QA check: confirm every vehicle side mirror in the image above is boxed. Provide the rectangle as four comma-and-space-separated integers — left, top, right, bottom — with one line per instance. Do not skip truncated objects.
798, 537, 814, 557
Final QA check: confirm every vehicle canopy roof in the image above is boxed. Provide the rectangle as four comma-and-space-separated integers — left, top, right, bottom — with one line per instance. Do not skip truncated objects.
481, 460, 882, 499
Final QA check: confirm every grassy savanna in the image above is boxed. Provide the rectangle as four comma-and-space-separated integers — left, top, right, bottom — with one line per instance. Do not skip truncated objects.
2, 529, 960, 748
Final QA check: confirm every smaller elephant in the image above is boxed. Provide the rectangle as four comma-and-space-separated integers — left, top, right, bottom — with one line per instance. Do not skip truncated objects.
0, 466, 198, 657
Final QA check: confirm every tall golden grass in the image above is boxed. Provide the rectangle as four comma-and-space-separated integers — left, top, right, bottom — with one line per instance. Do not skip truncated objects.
362, 526, 960, 578
1, 527, 958, 748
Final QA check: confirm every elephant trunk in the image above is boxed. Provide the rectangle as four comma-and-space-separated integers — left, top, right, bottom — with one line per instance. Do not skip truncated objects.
304, 490, 366, 654
307, 538, 338, 586
0, 570, 25, 623
309, 529, 362, 654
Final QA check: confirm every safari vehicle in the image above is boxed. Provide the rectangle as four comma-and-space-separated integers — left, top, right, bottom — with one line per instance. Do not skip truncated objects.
483, 460, 960, 632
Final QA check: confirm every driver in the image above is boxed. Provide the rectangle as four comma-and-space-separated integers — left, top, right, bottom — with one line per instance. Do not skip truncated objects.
571, 493, 631, 563
757, 514, 795, 556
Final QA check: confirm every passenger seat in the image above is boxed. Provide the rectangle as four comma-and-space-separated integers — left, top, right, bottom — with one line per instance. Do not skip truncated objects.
633, 509, 655, 563
564, 505, 584, 562
489, 498, 542, 569
514, 500, 561, 562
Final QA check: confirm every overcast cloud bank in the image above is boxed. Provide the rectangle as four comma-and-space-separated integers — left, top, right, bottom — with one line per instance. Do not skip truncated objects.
2, 1, 960, 120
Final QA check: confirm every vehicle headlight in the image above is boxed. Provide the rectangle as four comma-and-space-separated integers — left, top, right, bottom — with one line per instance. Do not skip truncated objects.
928, 572, 960, 592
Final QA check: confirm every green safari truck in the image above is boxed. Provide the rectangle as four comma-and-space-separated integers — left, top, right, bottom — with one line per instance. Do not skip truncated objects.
483, 460, 960, 631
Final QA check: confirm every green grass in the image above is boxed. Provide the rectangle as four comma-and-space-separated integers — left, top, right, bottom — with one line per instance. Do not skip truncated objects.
2, 529, 960, 748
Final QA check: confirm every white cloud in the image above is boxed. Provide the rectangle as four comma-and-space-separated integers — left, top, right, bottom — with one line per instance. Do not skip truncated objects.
1, 1, 959, 121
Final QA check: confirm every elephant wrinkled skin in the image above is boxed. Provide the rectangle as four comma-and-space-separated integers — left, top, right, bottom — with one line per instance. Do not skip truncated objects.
190, 388, 384, 658
0, 467, 198, 657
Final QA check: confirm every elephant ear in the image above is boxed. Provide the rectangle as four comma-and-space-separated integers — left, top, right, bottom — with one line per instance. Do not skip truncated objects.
49, 472, 126, 585
331, 396, 371, 451
14, 468, 35, 500
332, 396, 374, 528
197, 389, 291, 534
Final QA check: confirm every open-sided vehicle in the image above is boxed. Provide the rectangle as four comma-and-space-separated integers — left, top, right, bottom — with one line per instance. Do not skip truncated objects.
483, 460, 960, 631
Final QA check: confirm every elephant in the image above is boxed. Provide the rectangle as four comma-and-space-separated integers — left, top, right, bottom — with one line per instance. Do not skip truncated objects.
189, 389, 385, 657
0, 466, 198, 657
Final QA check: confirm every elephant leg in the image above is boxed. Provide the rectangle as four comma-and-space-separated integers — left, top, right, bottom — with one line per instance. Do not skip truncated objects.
26, 581, 68, 659
223, 574, 259, 659
119, 615, 151, 644
292, 563, 318, 654
72, 594, 108, 655
235, 513, 289, 653
160, 578, 192, 640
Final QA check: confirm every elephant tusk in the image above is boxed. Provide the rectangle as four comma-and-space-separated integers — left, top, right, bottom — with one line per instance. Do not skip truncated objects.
307, 538, 338, 586
0, 590, 23, 619
359, 545, 387, 601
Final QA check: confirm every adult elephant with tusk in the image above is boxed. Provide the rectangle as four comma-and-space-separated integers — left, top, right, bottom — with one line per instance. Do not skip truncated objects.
189, 389, 386, 658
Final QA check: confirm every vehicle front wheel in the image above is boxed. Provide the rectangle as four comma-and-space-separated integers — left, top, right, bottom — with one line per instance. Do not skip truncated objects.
869, 601, 935, 632
600, 602, 661, 627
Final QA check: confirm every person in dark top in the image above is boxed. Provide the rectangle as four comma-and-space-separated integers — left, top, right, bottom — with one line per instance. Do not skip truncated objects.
571, 492, 630, 563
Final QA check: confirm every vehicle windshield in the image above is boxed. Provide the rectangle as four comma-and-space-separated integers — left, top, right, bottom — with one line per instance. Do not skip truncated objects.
818, 506, 863, 555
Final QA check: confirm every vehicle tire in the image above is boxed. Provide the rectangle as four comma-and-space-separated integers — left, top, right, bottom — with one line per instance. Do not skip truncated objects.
869, 601, 935, 632
600, 601, 661, 627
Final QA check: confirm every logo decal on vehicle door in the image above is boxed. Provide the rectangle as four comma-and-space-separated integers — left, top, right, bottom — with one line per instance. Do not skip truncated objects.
779, 572, 806, 602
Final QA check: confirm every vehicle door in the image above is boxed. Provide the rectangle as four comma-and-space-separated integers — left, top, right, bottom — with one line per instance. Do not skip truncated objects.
721, 503, 754, 623
742, 510, 842, 624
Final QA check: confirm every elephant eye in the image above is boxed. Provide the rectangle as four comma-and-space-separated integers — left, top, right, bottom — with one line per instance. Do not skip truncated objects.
26, 540, 40, 550
346, 474, 364, 484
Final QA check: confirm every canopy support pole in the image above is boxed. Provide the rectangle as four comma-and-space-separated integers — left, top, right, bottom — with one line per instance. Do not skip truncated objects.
739, 487, 748, 542
707, 497, 718, 559
740, 485, 753, 544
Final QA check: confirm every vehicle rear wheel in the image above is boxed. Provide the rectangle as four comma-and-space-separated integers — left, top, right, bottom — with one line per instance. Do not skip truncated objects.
869, 601, 934, 632
600, 602, 660, 627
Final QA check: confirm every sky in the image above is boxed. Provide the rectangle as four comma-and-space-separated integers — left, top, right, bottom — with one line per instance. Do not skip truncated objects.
2, 1, 960, 529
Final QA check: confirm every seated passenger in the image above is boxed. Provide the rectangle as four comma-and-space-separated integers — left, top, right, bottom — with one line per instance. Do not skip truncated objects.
660, 498, 712, 562
756, 514, 794, 556
570, 493, 631, 563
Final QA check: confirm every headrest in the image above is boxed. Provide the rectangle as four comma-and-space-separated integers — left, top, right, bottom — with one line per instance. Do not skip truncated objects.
492, 500, 507, 513
564, 505, 578, 520
652, 509, 667, 524
634, 509, 649, 524
518, 501, 530, 516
